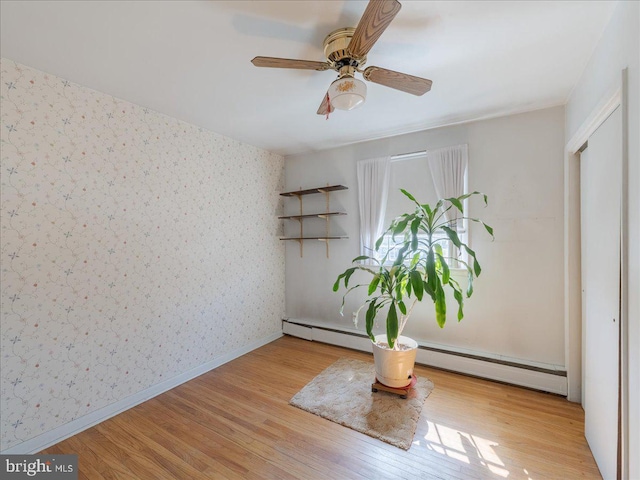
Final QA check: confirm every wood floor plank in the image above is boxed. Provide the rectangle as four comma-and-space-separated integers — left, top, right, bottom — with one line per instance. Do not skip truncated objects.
123, 406, 239, 479
154, 390, 367, 480
41, 335, 602, 479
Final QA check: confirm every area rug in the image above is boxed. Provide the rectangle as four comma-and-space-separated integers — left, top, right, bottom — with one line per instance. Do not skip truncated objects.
289, 357, 434, 450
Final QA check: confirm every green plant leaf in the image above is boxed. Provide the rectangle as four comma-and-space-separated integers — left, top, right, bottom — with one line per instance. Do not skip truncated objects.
395, 281, 403, 301
436, 252, 450, 284
466, 217, 495, 239
393, 218, 409, 237
435, 279, 446, 328
332, 273, 344, 292
467, 273, 474, 297
423, 280, 436, 302
365, 300, 377, 342
387, 302, 399, 348
445, 197, 464, 213
441, 226, 462, 248
410, 270, 424, 301
458, 191, 488, 206
426, 250, 437, 292
333, 269, 354, 291
375, 234, 385, 251
394, 242, 410, 266
452, 287, 464, 321
352, 255, 372, 263
368, 274, 381, 295
398, 300, 407, 315
344, 267, 356, 287
410, 217, 420, 234
410, 218, 420, 250
449, 256, 473, 276
400, 189, 418, 204
462, 244, 482, 276
389, 265, 399, 278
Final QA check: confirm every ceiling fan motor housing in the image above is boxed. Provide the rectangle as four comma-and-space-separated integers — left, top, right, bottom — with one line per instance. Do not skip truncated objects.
323, 27, 366, 70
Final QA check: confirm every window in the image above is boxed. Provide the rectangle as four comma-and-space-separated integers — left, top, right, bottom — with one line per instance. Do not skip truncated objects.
373, 151, 468, 268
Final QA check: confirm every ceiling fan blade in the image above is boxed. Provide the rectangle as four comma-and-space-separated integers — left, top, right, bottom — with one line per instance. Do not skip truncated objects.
363, 66, 432, 96
348, 0, 402, 59
317, 91, 335, 116
251, 56, 331, 71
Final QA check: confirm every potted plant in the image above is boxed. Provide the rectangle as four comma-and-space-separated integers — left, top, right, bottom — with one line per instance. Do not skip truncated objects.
333, 189, 493, 388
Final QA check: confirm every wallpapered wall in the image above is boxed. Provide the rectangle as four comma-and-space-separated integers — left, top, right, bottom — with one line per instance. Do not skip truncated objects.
0, 58, 285, 451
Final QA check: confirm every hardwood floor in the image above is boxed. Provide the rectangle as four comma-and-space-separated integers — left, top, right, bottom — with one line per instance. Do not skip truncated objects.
42, 336, 601, 479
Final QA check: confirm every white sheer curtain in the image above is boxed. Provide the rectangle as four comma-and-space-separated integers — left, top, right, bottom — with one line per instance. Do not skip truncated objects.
357, 157, 391, 257
427, 144, 468, 229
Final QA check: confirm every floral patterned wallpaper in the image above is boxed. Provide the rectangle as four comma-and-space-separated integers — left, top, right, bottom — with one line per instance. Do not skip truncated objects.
0, 58, 285, 452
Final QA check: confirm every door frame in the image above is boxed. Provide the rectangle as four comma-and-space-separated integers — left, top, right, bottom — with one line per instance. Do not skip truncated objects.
564, 69, 629, 478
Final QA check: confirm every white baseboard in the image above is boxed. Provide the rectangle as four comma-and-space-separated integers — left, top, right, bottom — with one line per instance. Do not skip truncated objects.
1, 331, 283, 454
283, 319, 567, 395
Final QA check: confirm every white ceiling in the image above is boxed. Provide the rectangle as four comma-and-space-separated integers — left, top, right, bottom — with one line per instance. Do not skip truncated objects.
0, 1, 616, 156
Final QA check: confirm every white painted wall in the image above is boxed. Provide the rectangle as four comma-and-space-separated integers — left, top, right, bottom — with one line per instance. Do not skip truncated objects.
565, 1, 640, 477
285, 106, 566, 368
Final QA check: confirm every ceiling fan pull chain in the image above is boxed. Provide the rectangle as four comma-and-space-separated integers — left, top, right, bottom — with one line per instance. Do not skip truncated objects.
326, 93, 331, 120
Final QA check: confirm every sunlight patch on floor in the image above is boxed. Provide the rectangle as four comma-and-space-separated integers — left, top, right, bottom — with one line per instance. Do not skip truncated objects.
421, 420, 510, 478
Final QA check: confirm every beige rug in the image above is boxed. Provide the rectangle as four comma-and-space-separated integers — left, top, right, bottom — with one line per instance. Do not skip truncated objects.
290, 357, 434, 450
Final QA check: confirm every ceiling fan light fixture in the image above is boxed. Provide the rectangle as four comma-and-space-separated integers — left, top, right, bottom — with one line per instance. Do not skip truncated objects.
328, 76, 367, 111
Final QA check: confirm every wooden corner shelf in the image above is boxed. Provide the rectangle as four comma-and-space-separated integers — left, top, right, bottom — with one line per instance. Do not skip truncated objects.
280, 236, 349, 241
280, 185, 348, 197
278, 184, 348, 258
278, 212, 346, 220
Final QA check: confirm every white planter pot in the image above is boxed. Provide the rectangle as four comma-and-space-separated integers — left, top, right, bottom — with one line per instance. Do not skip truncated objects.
372, 334, 418, 388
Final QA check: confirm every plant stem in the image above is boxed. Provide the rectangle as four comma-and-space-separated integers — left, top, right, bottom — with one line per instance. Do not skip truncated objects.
397, 298, 420, 341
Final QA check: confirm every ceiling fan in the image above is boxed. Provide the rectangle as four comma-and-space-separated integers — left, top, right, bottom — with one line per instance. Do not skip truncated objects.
251, 0, 432, 116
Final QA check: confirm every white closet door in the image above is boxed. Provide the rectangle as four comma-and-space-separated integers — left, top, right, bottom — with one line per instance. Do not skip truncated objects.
580, 106, 621, 480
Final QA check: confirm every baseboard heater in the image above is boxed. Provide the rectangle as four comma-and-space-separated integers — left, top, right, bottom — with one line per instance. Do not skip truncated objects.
282, 318, 568, 396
